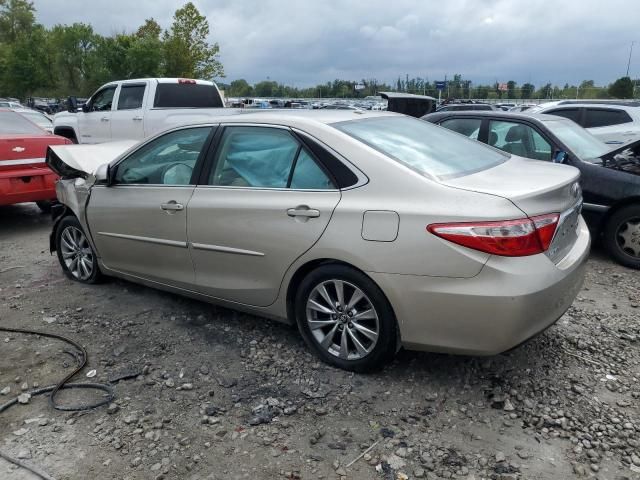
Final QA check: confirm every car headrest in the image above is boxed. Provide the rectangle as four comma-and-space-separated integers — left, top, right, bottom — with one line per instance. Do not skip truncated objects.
505, 125, 526, 142
489, 131, 498, 146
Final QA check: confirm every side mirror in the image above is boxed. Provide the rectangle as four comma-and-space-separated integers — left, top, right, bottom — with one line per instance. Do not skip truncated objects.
553, 150, 568, 164
67, 96, 77, 113
81, 103, 90, 113
94, 163, 109, 184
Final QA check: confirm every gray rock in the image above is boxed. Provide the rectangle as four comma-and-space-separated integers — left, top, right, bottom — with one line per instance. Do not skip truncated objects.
495, 451, 506, 463
17, 393, 31, 404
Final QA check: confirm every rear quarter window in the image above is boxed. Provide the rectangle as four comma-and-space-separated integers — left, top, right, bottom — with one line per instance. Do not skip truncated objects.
584, 108, 632, 128
153, 83, 224, 108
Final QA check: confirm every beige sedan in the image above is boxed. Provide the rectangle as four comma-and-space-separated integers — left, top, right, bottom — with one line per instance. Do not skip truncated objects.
47, 110, 590, 371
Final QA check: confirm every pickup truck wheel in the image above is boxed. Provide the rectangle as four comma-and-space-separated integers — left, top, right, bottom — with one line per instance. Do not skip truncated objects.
603, 204, 640, 269
55, 216, 102, 283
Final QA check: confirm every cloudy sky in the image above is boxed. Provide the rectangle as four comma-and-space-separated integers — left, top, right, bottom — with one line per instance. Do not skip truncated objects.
32, 0, 638, 87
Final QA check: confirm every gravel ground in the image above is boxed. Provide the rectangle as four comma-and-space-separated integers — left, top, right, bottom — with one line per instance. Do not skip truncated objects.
1, 203, 639, 480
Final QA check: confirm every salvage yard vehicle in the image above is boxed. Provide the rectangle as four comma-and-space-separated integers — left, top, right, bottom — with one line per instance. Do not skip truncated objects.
47, 111, 589, 371
12, 108, 54, 133
53, 78, 232, 144
0, 109, 71, 211
527, 101, 640, 145
423, 110, 640, 268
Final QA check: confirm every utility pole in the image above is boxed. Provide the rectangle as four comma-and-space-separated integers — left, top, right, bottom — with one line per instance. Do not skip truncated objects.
627, 41, 635, 77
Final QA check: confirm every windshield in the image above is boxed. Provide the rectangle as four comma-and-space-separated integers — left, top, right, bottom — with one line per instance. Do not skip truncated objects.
0, 110, 45, 135
543, 118, 610, 161
333, 116, 507, 179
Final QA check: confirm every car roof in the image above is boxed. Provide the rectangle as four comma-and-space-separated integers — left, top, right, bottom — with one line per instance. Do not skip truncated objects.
196, 109, 402, 126
533, 101, 640, 111
423, 110, 566, 124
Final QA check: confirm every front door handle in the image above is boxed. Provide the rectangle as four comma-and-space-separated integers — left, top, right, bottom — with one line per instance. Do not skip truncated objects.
133, 116, 143, 121
161, 201, 184, 211
101, 117, 110, 122
287, 206, 320, 218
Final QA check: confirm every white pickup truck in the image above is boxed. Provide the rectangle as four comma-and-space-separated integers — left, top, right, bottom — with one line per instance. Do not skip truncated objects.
53, 78, 234, 144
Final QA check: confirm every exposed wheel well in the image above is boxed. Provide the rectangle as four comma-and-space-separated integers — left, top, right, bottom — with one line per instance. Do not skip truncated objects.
53, 127, 78, 143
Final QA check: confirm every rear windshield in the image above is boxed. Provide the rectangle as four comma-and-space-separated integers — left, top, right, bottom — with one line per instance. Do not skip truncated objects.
153, 83, 223, 108
334, 116, 507, 179
0, 111, 44, 135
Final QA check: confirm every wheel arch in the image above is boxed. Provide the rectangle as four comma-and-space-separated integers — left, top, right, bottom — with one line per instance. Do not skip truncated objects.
601, 196, 640, 230
285, 258, 398, 327
53, 126, 78, 143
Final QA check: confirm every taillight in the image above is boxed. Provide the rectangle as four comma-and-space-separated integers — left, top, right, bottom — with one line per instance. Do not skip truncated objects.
427, 213, 560, 257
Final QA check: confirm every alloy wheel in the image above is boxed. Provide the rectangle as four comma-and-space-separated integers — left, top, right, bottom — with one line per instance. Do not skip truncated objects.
60, 226, 95, 281
305, 279, 379, 360
616, 217, 640, 258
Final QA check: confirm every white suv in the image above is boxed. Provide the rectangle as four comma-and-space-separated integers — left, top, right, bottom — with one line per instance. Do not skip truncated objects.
528, 101, 640, 145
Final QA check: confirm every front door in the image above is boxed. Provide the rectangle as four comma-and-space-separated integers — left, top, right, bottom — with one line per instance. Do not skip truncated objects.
188, 125, 341, 306
78, 85, 117, 144
87, 126, 214, 287
110, 82, 148, 141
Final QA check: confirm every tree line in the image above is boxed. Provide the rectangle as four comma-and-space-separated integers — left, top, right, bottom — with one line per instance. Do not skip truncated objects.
225, 75, 638, 100
0, 0, 223, 99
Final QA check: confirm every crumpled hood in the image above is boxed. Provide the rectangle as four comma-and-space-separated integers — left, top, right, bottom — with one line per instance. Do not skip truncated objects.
46, 140, 138, 178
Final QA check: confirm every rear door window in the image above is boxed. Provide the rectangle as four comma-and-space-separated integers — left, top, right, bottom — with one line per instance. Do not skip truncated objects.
584, 108, 632, 128
209, 127, 335, 189
439, 118, 481, 140
547, 108, 582, 124
154, 83, 224, 108
117, 84, 146, 110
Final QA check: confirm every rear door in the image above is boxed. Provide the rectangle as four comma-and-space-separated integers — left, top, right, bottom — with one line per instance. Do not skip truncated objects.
187, 125, 341, 306
87, 126, 214, 288
110, 82, 148, 140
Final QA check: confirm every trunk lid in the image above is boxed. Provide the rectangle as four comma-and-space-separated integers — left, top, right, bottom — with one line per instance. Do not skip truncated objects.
0, 134, 69, 171
441, 156, 581, 217
46, 140, 137, 178
441, 156, 583, 264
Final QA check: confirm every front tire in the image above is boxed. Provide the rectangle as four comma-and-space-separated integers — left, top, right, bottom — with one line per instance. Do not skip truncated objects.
603, 204, 640, 269
55, 216, 102, 283
295, 264, 397, 372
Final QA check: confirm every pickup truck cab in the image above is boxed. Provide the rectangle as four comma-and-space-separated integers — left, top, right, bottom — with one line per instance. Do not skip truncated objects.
53, 78, 229, 144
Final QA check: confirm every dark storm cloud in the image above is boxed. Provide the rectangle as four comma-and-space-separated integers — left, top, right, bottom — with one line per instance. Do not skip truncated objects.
32, 0, 639, 86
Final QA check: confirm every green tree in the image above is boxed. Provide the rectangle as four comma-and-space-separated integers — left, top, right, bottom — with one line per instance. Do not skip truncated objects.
136, 18, 161, 39
163, 2, 224, 79
0, 0, 35, 42
520, 83, 534, 99
228, 79, 252, 97
2, 24, 51, 97
506, 80, 516, 99
608, 76, 633, 98
50, 23, 102, 94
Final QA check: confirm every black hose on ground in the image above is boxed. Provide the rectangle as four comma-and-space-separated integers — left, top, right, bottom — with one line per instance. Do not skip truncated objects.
0, 326, 116, 479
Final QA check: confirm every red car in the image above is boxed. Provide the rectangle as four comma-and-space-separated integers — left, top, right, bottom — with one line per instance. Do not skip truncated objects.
0, 109, 71, 211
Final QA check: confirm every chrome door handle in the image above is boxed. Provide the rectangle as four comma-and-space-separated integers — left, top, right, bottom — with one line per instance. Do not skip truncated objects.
101, 117, 110, 122
287, 207, 320, 218
133, 116, 143, 121
161, 202, 184, 211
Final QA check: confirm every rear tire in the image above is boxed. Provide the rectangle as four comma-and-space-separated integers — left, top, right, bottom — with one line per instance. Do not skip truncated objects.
295, 264, 397, 372
603, 204, 640, 269
55, 216, 103, 283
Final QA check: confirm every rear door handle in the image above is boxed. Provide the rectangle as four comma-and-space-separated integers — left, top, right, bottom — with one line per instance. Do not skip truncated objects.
133, 116, 143, 121
287, 206, 320, 218
161, 201, 184, 211
101, 117, 110, 122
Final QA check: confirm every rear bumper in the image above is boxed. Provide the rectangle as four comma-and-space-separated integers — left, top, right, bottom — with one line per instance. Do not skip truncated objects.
369, 216, 591, 355
0, 167, 57, 206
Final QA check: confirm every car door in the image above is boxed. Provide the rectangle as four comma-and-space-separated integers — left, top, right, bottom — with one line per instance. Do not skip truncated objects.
110, 82, 147, 140
87, 126, 215, 288
187, 125, 341, 307
77, 85, 117, 143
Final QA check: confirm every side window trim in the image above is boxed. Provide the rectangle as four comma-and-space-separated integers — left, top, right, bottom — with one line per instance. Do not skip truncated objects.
88, 85, 117, 112
110, 126, 216, 186
115, 82, 148, 111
